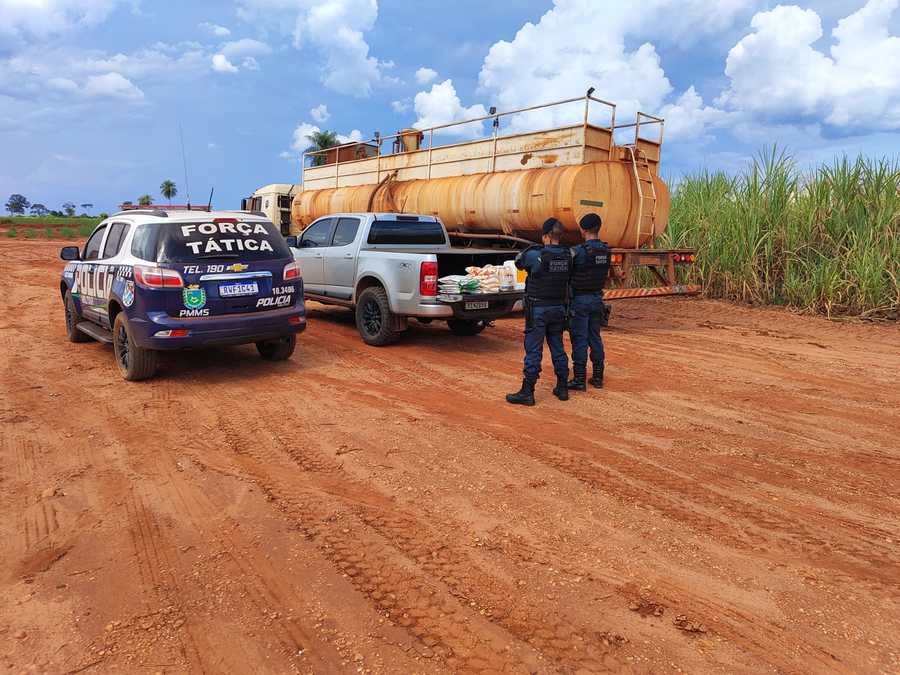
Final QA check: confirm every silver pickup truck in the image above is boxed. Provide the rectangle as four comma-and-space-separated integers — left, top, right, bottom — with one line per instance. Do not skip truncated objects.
287, 213, 525, 345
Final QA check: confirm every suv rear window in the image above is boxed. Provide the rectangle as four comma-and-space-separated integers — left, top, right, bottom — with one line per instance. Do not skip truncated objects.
367, 218, 446, 245
132, 220, 291, 262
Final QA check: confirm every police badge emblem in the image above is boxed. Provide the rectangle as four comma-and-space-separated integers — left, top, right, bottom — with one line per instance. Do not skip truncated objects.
183, 284, 206, 310
122, 280, 135, 307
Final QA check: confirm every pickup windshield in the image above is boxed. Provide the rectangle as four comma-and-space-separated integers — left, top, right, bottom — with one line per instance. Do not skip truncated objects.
132, 221, 291, 262
367, 218, 446, 245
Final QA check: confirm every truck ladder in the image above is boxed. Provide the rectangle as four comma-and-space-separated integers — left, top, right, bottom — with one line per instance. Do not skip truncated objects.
626, 146, 658, 248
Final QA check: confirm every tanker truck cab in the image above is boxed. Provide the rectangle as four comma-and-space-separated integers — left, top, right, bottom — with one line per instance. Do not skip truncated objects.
59, 209, 306, 380
288, 213, 524, 345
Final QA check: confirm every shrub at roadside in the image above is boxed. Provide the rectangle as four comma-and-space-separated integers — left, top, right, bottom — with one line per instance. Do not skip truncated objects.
60, 227, 75, 239
6, 227, 16, 238
78, 223, 93, 237
662, 149, 899, 318
24, 229, 37, 239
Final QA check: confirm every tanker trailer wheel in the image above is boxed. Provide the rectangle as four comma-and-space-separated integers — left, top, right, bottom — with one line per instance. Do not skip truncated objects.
355, 287, 400, 346
447, 319, 487, 336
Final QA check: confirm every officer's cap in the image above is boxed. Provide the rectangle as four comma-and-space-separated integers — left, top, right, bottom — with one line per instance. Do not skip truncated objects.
579, 213, 602, 231
542, 218, 562, 236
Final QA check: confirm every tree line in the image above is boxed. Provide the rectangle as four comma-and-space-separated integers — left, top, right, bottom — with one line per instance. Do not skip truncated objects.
5, 180, 180, 217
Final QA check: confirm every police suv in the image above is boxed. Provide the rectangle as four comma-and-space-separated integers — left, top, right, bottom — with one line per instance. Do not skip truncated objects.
59, 209, 306, 381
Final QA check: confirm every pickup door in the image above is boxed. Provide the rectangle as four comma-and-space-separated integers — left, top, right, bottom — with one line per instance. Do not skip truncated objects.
323, 217, 362, 300
295, 217, 335, 294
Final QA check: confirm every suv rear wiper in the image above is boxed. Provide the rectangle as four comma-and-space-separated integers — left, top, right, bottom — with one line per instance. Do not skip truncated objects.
194, 254, 240, 259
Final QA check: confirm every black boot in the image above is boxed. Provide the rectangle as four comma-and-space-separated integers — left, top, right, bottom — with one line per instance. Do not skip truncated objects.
589, 364, 604, 389
553, 376, 569, 401
506, 378, 536, 406
567, 366, 587, 392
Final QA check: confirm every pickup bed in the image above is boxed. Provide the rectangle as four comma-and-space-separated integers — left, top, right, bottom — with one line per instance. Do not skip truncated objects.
288, 213, 524, 345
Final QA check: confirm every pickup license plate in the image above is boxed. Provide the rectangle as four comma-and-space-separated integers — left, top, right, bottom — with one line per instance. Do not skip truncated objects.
465, 300, 489, 310
220, 281, 259, 297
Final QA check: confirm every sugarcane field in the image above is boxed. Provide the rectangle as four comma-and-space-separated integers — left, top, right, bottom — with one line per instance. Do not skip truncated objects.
2, 1, 899, 674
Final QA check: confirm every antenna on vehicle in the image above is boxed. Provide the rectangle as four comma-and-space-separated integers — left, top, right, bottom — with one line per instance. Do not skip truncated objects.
179, 122, 192, 209
206, 187, 214, 212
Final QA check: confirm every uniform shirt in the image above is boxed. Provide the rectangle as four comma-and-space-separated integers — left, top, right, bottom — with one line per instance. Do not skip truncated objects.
515, 243, 572, 273
570, 238, 610, 293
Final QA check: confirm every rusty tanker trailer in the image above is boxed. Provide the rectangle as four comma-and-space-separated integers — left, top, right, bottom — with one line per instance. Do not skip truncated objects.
286, 94, 698, 300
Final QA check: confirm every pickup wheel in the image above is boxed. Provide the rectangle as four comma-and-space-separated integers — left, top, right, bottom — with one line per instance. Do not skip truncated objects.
356, 286, 400, 346
447, 319, 487, 336
113, 313, 157, 381
256, 335, 296, 361
64, 290, 90, 343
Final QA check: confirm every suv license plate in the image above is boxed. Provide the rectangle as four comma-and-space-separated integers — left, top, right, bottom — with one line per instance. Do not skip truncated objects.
465, 300, 489, 310
220, 281, 259, 297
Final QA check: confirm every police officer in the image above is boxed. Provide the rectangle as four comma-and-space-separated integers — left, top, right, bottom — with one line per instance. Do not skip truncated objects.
506, 218, 572, 406
567, 212, 611, 390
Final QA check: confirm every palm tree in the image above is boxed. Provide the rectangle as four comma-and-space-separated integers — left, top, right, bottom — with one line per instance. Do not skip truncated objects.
137, 195, 152, 206
160, 180, 177, 205
305, 130, 338, 167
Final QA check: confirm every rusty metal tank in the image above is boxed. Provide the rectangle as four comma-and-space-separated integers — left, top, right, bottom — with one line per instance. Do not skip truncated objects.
292, 160, 669, 248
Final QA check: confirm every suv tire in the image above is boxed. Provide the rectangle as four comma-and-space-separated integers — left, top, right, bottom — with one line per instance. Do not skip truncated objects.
64, 290, 91, 343
448, 319, 487, 336
256, 335, 296, 361
113, 313, 157, 381
355, 286, 400, 346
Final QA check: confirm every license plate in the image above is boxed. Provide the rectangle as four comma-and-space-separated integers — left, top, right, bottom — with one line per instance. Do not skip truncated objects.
220, 281, 259, 297
465, 300, 489, 310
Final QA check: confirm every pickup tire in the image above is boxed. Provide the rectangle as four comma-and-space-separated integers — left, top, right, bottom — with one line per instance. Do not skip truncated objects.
64, 290, 91, 343
447, 319, 487, 336
256, 335, 296, 361
356, 286, 400, 346
113, 313, 157, 381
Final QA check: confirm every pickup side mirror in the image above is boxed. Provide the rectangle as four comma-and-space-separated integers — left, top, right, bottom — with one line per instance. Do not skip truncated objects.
60, 246, 80, 261
284, 235, 298, 248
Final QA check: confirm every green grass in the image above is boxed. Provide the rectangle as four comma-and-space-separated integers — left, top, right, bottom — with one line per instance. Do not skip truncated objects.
45, 227, 54, 239
60, 227, 75, 239
2, 215, 103, 227
5, 227, 16, 238
659, 149, 899, 318
23, 228, 36, 239
78, 223, 94, 237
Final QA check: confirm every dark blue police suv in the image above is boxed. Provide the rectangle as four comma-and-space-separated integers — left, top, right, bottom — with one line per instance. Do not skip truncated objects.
60, 209, 306, 380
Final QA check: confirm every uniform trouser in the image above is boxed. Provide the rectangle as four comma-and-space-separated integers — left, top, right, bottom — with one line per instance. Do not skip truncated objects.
523, 302, 568, 381
569, 292, 606, 371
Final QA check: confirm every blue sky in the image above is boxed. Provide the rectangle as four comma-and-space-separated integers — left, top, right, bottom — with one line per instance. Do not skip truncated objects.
1, 0, 898, 215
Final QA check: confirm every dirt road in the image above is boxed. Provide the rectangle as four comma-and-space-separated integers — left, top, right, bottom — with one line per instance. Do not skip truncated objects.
1, 239, 898, 674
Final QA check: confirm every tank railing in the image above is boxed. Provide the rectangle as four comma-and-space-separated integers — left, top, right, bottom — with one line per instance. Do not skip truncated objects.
614, 112, 665, 147
302, 92, 621, 183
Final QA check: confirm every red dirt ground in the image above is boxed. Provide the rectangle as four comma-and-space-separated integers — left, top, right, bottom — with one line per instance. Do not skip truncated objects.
1, 239, 898, 674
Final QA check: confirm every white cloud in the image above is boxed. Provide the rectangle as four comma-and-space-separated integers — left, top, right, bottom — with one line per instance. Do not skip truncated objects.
336, 129, 364, 143
476, 0, 756, 133
719, 0, 900, 130
391, 98, 411, 114
0, 0, 126, 46
659, 86, 734, 141
236, 0, 383, 97
199, 22, 231, 37
290, 122, 322, 153
241, 56, 260, 70
310, 103, 330, 122
208, 142, 219, 150
211, 53, 239, 73
83, 72, 144, 100
415, 67, 438, 85
413, 79, 487, 138
220, 38, 272, 58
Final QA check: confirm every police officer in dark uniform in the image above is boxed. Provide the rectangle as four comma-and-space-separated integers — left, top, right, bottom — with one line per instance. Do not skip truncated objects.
567, 213, 611, 390
506, 218, 572, 406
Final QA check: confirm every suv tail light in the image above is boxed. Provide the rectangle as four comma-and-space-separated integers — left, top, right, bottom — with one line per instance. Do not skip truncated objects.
134, 265, 184, 289
283, 260, 302, 281
420, 261, 438, 297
